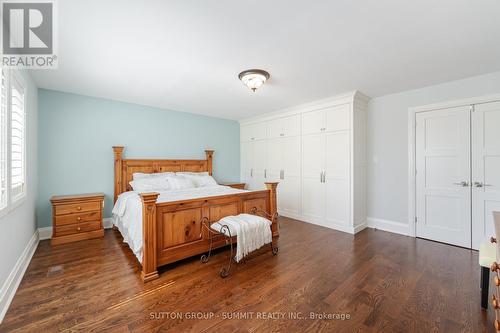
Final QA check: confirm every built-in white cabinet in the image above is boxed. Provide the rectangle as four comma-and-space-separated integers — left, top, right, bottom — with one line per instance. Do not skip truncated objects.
267, 114, 301, 138
240, 91, 367, 234
240, 122, 267, 142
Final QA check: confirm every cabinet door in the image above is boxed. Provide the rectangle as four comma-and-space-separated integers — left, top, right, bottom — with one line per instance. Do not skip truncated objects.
279, 176, 301, 217
282, 115, 301, 137
252, 122, 267, 141
301, 133, 326, 222
266, 138, 282, 180
325, 103, 351, 132
279, 136, 301, 216
325, 131, 351, 227
302, 109, 326, 135
252, 140, 267, 189
240, 124, 251, 142
240, 141, 253, 182
302, 133, 325, 178
267, 118, 283, 139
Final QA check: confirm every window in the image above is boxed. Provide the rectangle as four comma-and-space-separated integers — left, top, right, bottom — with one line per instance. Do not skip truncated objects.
10, 73, 25, 200
0, 69, 27, 215
0, 70, 7, 210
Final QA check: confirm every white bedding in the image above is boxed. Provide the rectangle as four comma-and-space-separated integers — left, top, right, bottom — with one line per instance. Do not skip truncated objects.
112, 185, 249, 262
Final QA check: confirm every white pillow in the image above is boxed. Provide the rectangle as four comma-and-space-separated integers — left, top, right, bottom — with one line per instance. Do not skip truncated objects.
181, 174, 217, 187
133, 172, 175, 180
129, 178, 172, 192
166, 175, 196, 190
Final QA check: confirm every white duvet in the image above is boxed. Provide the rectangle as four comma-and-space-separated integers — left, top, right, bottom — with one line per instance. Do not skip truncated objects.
112, 185, 248, 262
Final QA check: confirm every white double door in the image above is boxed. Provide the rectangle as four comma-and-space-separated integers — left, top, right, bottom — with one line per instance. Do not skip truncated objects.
267, 136, 301, 216
241, 137, 301, 216
301, 130, 350, 228
415, 101, 500, 249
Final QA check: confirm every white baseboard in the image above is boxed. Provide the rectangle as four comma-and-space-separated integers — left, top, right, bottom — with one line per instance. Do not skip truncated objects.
367, 217, 408, 236
38, 218, 113, 241
0, 230, 39, 323
38, 227, 52, 240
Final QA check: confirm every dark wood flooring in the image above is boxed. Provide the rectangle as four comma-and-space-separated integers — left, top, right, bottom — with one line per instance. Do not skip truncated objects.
0, 217, 494, 332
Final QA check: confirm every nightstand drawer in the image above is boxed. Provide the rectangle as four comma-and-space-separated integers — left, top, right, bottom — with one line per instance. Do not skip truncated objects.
55, 221, 101, 237
55, 211, 101, 226
54, 202, 101, 215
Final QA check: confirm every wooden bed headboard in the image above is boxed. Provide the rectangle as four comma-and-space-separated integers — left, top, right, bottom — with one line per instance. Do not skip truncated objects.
112, 146, 214, 202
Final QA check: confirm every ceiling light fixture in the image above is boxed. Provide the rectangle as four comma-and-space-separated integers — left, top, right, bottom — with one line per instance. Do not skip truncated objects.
238, 69, 270, 92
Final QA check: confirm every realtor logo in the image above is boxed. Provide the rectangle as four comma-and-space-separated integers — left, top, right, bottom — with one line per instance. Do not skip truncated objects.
1, 0, 57, 68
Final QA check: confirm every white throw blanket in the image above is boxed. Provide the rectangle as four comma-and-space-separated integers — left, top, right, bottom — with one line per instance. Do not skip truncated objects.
210, 214, 272, 262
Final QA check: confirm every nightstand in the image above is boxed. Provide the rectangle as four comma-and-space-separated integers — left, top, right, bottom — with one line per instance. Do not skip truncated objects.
219, 182, 246, 190
50, 193, 105, 245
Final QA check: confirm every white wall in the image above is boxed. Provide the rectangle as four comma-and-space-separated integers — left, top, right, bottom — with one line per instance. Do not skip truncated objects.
367, 71, 500, 226
0, 70, 38, 318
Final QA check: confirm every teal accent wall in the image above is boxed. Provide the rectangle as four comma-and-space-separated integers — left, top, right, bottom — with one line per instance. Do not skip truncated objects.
37, 89, 240, 228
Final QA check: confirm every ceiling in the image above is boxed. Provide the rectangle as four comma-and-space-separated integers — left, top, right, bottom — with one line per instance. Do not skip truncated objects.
30, 0, 500, 120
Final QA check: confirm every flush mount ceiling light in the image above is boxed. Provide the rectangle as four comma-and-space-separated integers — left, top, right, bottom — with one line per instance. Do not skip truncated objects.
238, 69, 270, 92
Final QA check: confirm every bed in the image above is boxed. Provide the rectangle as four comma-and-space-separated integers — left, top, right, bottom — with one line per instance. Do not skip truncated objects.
112, 146, 279, 282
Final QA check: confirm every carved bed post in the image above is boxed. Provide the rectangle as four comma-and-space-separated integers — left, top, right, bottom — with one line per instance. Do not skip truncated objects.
265, 182, 279, 236
140, 192, 159, 282
205, 150, 214, 175
112, 146, 124, 203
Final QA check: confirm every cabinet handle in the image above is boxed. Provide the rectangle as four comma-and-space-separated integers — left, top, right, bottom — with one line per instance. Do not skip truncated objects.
280, 133, 284, 137
77, 217, 81, 221
251, 168, 253, 177
77, 227, 81, 231
281, 169, 285, 180
320, 171, 323, 182
264, 169, 267, 178
323, 171, 326, 183
77, 206, 82, 211
474, 182, 492, 188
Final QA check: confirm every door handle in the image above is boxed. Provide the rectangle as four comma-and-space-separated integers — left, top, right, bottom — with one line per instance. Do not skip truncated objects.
453, 181, 469, 187
474, 182, 492, 188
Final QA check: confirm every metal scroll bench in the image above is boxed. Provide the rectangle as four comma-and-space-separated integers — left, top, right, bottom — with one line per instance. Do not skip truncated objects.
200, 208, 278, 278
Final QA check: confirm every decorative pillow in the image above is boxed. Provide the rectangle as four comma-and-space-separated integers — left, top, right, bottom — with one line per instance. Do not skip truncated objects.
129, 177, 172, 192
133, 172, 175, 180
166, 175, 196, 190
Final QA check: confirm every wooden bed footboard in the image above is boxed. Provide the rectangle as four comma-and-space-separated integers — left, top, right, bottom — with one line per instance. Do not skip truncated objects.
113, 146, 278, 282
139, 183, 279, 282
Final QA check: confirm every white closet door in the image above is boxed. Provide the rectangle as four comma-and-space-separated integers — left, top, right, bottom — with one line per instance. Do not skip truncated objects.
416, 106, 471, 248
266, 138, 282, 179
302, 133, 326, 223
251, 140, 267, 189
302, 110, 325, 135
472, 101, 500, 249
325, 131, 350, 228
280, 136, 301, 216
282, 115, 300, 137
240, 141, 253, 184
325, 103, 350, 132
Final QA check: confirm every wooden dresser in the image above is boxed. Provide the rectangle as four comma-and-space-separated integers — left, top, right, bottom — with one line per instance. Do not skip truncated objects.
50, 193, 105, 245
219, 182, 246, 190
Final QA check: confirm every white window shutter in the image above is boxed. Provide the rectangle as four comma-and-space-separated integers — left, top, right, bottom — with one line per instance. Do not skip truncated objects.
10, 73, 25, 200
0, 70, 7, 209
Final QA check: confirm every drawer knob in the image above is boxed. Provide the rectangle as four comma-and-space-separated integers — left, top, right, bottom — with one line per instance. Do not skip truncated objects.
77, 206, 82, 211
77, 227, 81, 231
77, 217, 81, 221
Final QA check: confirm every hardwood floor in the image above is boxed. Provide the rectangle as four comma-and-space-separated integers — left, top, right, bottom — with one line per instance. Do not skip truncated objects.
1, 217, 494, 332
